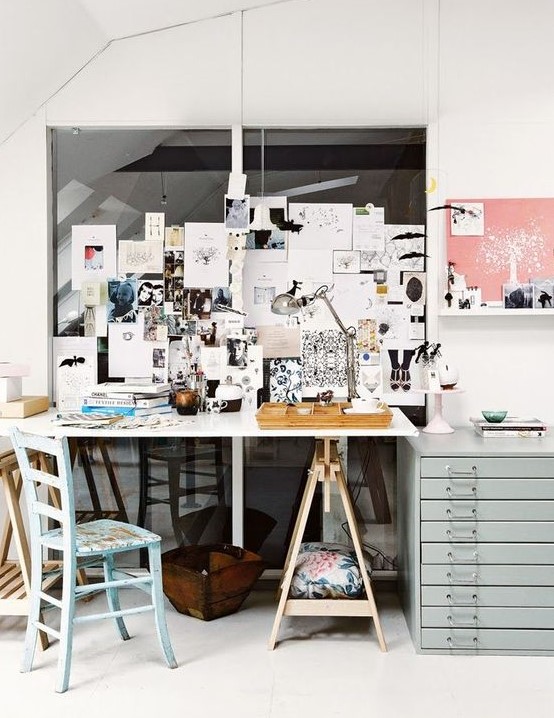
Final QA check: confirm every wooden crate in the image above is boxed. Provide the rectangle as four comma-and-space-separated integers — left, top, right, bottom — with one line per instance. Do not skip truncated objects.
255, 402, 393, 429
161, 544, 265, 620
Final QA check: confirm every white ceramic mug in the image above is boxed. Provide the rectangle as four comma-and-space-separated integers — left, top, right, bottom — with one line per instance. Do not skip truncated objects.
206, 398, 228, 414
351, 397, 385, 412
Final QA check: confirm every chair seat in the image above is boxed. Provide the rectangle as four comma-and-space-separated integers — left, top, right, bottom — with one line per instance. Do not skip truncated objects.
42, 519, 162, 554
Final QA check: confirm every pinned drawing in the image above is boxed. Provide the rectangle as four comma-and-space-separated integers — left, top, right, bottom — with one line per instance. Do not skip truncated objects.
360, 224, 426, 272
71, 225, 117, 289
145, 212, 165, 241
118, 240, 164, 274
288, 203, 353, 250
184, 222, 229, 287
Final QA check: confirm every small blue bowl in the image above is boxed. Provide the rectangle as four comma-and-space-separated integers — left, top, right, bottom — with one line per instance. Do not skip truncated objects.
481, 410, 508, 423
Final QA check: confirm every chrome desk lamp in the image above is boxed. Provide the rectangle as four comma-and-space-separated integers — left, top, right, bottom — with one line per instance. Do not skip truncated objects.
271, 282, 359, 400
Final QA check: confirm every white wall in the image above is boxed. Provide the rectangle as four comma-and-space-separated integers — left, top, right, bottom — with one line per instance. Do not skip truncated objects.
1, 0, 554, 425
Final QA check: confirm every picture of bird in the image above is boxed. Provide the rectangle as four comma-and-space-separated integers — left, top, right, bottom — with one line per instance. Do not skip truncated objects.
390, 231, 427, 240
275, 219, 303, 233
399, 251, 429, 260
58, 356, 86, 368
428, 204, 467, 213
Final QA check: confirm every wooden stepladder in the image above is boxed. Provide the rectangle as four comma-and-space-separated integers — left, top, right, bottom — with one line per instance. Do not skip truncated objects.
268, 437, 387, 651
0, 450, 61, 650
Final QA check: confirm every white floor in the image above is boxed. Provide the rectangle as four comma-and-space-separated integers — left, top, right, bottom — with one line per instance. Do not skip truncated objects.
1, 588, 553, 717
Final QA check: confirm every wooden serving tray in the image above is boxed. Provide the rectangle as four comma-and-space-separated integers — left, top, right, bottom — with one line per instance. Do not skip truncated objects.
255, 402, 393, 429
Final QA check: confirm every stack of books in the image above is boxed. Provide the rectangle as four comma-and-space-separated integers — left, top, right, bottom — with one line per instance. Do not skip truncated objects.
471, 416, 548, 438
82, 382, 173, 418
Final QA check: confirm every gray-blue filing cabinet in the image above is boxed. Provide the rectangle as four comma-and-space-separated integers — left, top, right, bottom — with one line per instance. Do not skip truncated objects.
397, 429, 554, 654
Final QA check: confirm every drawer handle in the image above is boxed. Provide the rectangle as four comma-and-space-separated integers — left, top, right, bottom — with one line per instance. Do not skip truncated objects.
446, 529, 477, 540
446, 486, 477, 498
446, 571, 479, 584
447, 508, 477, 519
447, 636, 478, 648
446, 593, 478, 606
447, 614, 478, 627
447, 551, 479, 564
446, 465, 477, 478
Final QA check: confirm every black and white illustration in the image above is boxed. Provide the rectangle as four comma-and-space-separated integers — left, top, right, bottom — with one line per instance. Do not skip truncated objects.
360, 224, 425, 272
145, 212, 165, 241
450, 202, 484, 236
246, 197, 287, 250
288, 202, 353, 250
402, 271, 426, 306
184, 222, 229, 287
269, 358, 302, 403
301, 329, 353, 395
333, 250, 361, 274
118, 240, 164, 274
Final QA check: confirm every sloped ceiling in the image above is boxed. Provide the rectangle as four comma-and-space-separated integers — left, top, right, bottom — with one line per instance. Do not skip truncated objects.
77, 0, 287, 39
0, 0, 286, 145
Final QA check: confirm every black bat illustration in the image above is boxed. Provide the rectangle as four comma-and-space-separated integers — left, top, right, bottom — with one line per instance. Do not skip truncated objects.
59, 356, 86, 368
398, 252, 429, 260
275, 219, 304, 233
428, 204, 466, 213
390, 231, 427, 240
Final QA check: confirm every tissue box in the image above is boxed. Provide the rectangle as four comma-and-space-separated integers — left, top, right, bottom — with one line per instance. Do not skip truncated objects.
0, 377, 22, 402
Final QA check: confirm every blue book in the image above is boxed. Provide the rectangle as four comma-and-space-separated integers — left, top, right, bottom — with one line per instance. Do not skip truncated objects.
80, 403, 173, 417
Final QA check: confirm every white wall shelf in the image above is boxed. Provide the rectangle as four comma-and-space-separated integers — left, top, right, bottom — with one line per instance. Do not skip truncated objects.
439, 308, 554, 317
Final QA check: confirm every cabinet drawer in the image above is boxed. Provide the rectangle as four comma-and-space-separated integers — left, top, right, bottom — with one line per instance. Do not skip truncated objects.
422, 585, 554, 607
421, 628, 554, 651
421, 564, 554, 586
422, 606, 554, 629
421, 521, 554, 542
422, 542, 554, 564
420, 500, 554, 521
421, 457, 554, 479
421, 478, 554, 500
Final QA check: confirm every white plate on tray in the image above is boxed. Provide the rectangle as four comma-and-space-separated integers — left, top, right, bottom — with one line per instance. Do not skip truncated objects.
343, 407, 385, 415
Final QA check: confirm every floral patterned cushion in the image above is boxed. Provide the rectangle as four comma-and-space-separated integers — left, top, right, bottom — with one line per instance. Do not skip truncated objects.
290, 542, 371, 599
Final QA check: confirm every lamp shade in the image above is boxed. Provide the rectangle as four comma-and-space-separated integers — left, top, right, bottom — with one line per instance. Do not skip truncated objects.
271, 293, 300, 315
249, 203, 278, 231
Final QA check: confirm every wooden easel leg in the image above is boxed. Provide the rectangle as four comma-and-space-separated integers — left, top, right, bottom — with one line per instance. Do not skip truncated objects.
268, 463, 321, 650
335, 459, 387, 652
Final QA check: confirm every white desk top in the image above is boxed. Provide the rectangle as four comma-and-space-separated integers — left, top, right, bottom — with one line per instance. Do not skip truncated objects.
0, 407, 418, 439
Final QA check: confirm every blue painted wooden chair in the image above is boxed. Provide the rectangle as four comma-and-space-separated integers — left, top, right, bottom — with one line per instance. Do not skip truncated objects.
9, 427, 177, 693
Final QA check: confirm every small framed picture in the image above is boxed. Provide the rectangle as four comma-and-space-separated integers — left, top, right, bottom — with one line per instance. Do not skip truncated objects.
532, 279, 553, 309
225, 195, 250, 231
503, 282, 533, 309
333, 250, 361, 274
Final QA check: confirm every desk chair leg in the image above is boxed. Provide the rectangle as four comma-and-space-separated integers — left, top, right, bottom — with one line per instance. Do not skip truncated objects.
268, 463, 321, 650
21, 526, 43, 674
103, 553, 130, 641
148, 543, 177, 669
56, 557, 77, 693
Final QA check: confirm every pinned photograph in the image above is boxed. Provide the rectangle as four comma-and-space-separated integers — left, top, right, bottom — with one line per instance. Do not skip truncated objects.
227, 337, 248, 367
212, 286, 232, 311
503, 282, 533, 309
137, 280, 154, 307
165, 225, 184, 247
106, 278, 138, 323
185, 288, 212, 319
225, 195, 250, 231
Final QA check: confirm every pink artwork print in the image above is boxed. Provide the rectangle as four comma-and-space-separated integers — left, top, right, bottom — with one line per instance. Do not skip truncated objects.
446, 198, 554, 302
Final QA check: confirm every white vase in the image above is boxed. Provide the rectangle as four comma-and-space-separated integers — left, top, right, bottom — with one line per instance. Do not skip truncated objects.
438, 361, 459, 389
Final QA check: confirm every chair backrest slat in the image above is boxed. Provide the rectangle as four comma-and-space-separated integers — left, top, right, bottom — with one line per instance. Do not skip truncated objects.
31, 501, 64, 524
26, 466, 63, 491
